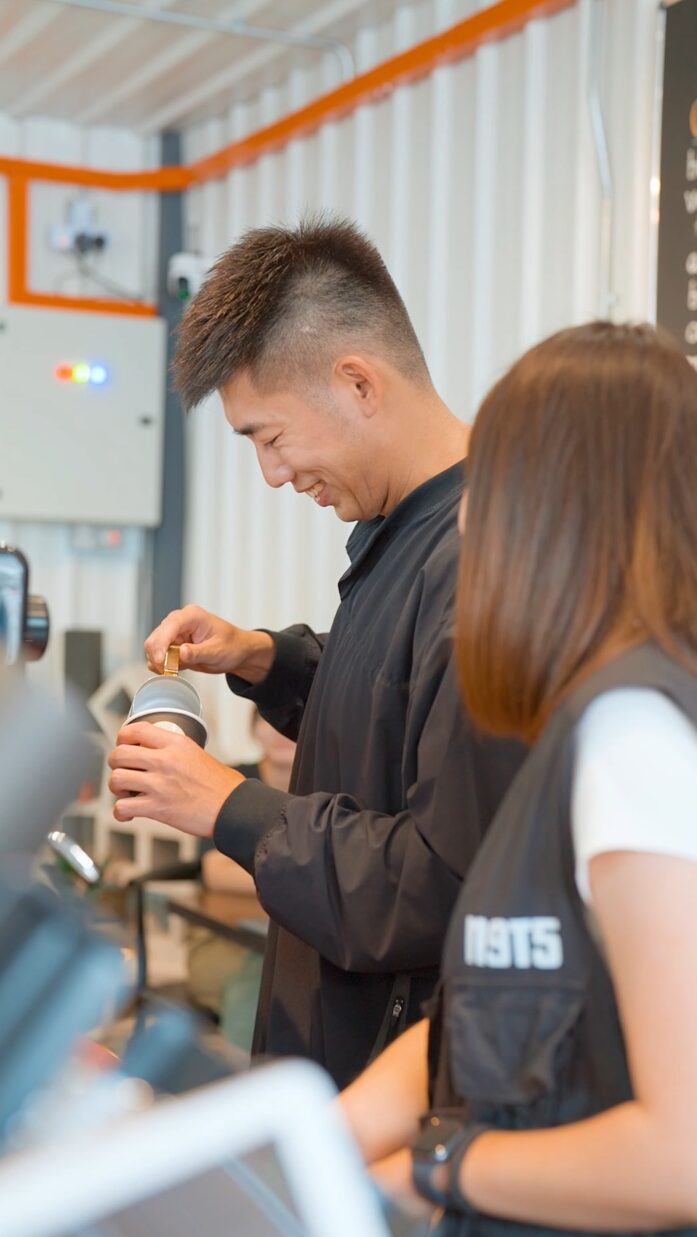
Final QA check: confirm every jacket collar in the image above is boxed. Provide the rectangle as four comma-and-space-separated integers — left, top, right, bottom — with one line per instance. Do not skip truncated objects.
339, 459, 466, 595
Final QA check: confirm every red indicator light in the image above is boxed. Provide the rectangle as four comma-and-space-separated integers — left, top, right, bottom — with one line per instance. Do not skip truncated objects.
54, 363, 72, 381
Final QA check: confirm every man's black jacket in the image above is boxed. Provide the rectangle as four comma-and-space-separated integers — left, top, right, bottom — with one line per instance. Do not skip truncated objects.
213, 461, 526, 1087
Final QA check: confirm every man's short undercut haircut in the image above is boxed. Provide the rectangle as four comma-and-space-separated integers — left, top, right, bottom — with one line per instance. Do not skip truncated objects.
172, 215, 430, 409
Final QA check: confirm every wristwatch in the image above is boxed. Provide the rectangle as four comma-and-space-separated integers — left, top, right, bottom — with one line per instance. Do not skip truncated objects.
411, 1112, 487, 1212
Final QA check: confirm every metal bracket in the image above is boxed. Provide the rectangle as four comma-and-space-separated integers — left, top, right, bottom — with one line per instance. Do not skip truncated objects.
45, 0, 355, 80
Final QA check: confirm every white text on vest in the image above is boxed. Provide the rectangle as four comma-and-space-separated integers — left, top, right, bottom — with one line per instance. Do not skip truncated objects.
464, 915, 563, 970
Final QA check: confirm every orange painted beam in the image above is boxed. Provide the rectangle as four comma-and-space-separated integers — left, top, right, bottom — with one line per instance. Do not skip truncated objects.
7, 173, 157, 316
189, 0, 575, 183
0, 0, 575, 315
7, 174, 28, 302
12, 290, 157, 316
0, 156, 189, 192
0, 0, 575, 192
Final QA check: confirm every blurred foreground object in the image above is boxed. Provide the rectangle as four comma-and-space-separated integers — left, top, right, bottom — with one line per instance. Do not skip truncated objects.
0, 866, 129, 1148
0, 644, 131, 1145
0, 671, 90, 858
0, 1058, 391, 1237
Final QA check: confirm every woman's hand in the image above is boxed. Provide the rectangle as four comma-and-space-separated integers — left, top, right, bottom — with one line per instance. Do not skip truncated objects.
370, 1148, 437, 1220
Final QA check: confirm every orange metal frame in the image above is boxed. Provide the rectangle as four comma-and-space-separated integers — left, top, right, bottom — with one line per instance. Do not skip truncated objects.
1, 0, 574, 317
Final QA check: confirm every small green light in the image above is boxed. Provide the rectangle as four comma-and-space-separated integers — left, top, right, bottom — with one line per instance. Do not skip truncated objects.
72, 363, 90, 384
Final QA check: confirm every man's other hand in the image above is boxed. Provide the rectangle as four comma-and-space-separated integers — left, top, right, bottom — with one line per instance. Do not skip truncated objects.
144, 604, 275, 682
108, 723, 246, 837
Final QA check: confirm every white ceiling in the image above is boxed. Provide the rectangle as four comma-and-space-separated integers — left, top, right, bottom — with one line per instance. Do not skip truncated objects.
0, 0, 405, 132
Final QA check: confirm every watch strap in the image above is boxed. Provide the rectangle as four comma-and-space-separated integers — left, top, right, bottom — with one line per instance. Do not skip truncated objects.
412, 1120, 488, 1213
444, 1123, 489, 1213
411, 1149, 449, 1209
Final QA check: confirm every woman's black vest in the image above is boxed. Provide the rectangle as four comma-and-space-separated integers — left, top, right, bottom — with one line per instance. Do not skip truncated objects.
431, 644, 697, 1237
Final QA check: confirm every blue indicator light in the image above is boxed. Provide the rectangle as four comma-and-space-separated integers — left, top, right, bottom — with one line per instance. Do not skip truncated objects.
90, 365, 108, 386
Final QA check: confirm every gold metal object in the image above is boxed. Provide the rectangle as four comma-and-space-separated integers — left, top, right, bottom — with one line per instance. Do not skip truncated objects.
163, 644, 180, 676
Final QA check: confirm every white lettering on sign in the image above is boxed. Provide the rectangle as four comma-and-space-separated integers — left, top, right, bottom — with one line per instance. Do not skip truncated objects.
686, 252, 697, 275
464, 915, 563, 970
685, 189, 697, 214
688, 279, 697, 311
686, 322, 697, 346
687, 149, 697, 182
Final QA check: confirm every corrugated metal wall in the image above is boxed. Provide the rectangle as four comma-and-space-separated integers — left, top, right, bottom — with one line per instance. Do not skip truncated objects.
0, 115, 158, 691
0, 0, 663, 759
180, 0, 662, 749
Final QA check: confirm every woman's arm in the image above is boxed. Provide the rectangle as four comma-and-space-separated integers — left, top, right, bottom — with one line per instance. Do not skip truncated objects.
339, 1018, 429, 1164
454, 851, 697, 1229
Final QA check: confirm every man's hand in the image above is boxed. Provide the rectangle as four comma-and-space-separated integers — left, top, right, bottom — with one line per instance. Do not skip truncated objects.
107, 723, 245, 838
144, 604, 275, 684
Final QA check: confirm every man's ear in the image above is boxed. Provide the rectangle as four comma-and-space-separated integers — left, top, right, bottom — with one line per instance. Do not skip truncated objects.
333, 355, 381, 418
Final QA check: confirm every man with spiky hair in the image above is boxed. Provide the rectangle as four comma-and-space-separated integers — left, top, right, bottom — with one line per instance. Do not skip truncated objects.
108, 217, 524, 1087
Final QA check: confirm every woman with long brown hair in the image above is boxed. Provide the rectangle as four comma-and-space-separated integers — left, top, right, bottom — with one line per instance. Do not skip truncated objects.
341, 321, 697, 1235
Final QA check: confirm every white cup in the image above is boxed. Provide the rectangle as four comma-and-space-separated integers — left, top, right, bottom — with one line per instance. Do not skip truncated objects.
125, 674, 207, 747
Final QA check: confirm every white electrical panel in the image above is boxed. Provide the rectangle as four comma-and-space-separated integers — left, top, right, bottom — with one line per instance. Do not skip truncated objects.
0, 304, 166, 526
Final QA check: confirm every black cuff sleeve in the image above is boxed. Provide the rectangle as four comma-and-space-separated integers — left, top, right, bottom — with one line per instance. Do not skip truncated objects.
225, 628, 309, 709
212, 777, 291, 874
225, 626, 323, 741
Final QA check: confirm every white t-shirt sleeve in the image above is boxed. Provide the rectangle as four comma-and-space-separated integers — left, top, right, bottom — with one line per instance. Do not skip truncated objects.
571, 687, 697, 907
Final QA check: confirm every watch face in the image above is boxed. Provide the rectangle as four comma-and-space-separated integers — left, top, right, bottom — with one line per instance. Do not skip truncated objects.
418, 1114, 465, 1160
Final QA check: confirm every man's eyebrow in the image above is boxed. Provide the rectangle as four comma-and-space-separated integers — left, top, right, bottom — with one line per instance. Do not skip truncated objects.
234, 422, 264, 437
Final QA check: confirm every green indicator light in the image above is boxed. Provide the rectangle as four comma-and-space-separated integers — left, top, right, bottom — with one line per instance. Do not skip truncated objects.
72, 363, 90, 384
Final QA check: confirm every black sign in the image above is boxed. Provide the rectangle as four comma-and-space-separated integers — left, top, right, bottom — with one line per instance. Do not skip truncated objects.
656, 0, 697, 367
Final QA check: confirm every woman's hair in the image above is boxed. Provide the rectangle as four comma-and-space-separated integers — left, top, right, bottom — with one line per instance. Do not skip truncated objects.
457, 321, 697, 742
